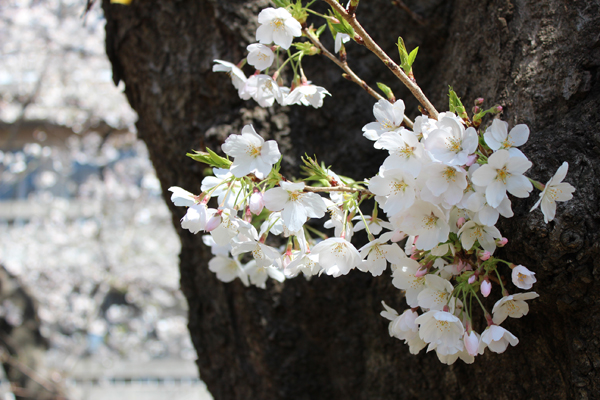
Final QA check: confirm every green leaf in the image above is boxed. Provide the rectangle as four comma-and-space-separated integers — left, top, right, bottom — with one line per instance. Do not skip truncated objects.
407, 46, 419, 67
376, 82, 395, 102
329, 9, 355, 36
272, 0, 290, 7
315, 23, 327, 38
448, 86, 468, 120
186, 148, 232, 169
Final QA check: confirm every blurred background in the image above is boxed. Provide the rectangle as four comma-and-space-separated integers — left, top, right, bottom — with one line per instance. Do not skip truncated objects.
0, 1, 211, 398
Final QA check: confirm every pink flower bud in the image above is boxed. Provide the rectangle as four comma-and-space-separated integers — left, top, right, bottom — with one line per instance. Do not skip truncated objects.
205, 214, 222, 232
498, 237, 508, 247
480, 250, 491, 261
465, 154, 478, 166
496, 105, 503, 113
249, 192, 264, 215
468, 274, 476, 284
474, 97, 484, 106
472, 106, 480, 114
481, 280, 492, 297
456, 217, 466, 228
415, 267, 428, 277
464, 331, 479, 356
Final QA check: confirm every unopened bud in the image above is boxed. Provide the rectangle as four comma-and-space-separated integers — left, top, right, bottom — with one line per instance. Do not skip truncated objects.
495, 105, 503, 113
472, 106, 481, 114
481, 279, 492, 297
415, 267, 428, 277
480, 250, 491, 261
498, 237, 508, 247
464, 331, 479, 356
474, 97, 484, 106
465, 154, 478, 166
249, 192, 264, 215
456, 217, 466, 228
468, 274, 476, 284
205, 214, 222, 232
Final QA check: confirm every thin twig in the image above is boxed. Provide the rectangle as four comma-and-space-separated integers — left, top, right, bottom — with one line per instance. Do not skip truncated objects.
303, 28, 414, 129
391, 0, 425, 26
321, 0, 439, 120
303, 185, 373, 196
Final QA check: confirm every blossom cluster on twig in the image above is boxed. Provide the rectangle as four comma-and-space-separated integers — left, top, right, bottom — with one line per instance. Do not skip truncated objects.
170, 1, 575, 364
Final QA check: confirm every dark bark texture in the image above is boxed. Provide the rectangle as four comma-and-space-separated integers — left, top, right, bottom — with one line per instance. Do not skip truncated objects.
102, 0, 600, 399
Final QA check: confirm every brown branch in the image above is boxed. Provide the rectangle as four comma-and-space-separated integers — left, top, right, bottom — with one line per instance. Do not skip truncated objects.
303, 27, 414, 129
321, 0, 439, 120
391, 0, 426, 26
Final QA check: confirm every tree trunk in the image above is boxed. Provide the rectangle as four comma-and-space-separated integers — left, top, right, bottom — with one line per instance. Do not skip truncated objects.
102, 0, 600, 399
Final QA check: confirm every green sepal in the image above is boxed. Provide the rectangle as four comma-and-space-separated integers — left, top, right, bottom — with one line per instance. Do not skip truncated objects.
315, 23, 327, 38
329, 9, 355, 36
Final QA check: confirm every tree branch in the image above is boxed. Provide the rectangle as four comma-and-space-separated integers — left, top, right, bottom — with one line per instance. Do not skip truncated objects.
321, 0, 439, 120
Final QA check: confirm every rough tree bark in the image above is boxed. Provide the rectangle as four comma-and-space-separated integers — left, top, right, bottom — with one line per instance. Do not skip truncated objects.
102, 0, 600, 399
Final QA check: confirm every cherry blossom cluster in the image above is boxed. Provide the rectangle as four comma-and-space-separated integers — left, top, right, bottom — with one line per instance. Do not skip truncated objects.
170, 2, 576, 364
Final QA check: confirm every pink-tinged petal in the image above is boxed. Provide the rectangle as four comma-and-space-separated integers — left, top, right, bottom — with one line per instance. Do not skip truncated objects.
506, 174, 532, 198
486, 180, 506, 208
508, 124, 529, 147
263, 187, 289, 211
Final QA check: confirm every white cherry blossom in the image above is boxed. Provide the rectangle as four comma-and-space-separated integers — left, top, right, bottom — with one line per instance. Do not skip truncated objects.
484, 119, 529, 158
415, 310, 464, 352
511, 265, 537, 289
376, 129, 427, 176
358, 232, 406, 277
422, 164, 468, 206
168, 186, 197, 207
201, 168, 246, 210
457, 220, 502, 254
213, 60, 247, 96
395, 202, 450, 251
424, 115, 478, 166
334, 32, 351, 53
246, 43, 275, 71
492, 292, 539, 324
362, 99, 406, 143
479, 325, 519, 354
256, 7, 302, 50
471, 149, 533, 208
530, 162, 575, 223
311, 238, 361, 277
417, 274, 455, 311
369, 168, 417, 216
391, 258, 427, 307
285, 84, 331, 108
208, 256, 249, 286
221, 124, 281, 179
263, 181, 327, 232
380, 302, 426, 354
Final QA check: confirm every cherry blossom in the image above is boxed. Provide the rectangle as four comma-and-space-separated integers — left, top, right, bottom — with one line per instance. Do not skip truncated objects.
246, 43, 275, 71
221, 125, 281, 179
471, 149, 533, 208
424, 115, 478, 166
492, 292, 539, 324
310, 238, 361, 277
511, 265, 537, 289
530, 162, 576, 223
484, 119, 529, 158
256, 7, 302, 50
263, 181, 327, 232
479, 325, 519, 354
285, 84, 331, 108
362, 99, 406, 143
